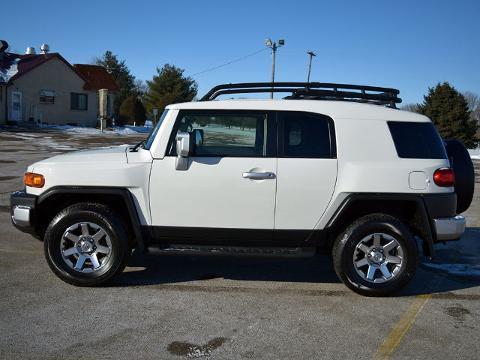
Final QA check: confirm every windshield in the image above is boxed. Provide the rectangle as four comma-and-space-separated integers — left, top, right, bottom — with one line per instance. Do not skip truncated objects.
144, 110, 168, 150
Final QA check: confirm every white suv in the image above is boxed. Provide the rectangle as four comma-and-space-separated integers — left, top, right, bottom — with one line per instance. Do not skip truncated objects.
10, 82, 475, 296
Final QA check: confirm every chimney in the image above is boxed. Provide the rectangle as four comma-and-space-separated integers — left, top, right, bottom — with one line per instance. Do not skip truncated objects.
40, 44, 50, 54
25, 47, 36, 55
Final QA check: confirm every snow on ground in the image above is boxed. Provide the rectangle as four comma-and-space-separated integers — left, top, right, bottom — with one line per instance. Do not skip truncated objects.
38, 124, 151, 135
469, 147, 480, 160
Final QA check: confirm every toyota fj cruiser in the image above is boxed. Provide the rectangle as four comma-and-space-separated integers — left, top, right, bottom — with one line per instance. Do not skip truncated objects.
10, 82, 475, 296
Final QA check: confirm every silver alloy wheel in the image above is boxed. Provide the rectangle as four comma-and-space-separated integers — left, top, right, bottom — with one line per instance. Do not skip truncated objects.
60, 222, 112, 273
352, 233, 404, 283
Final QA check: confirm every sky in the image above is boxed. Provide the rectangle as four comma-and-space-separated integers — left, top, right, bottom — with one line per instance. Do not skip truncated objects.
2, 0, 479, 105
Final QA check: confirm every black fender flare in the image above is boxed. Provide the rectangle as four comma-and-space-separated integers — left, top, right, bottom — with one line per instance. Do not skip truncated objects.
325, 193, 435, 257
37, 186, 146, 252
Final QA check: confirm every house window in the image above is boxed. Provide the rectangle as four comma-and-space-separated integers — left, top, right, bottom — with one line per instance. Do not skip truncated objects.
39, 90, 55, 104
71, 93, 88, 111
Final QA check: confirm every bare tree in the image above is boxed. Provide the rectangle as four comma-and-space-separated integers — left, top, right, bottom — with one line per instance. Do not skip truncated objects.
463, 91, 480, 124
463, 91, 479, 109
463, 91, 480, 143
400, 103, 419, 113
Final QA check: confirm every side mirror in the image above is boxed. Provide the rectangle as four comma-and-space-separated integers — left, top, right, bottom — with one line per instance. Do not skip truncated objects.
175, 132, 193, 170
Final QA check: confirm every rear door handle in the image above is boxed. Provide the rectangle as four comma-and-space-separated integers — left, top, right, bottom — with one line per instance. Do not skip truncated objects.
242, 172, 276, 180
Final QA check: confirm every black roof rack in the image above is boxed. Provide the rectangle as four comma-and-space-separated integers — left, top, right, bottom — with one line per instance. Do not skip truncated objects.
200, 82, 402, 108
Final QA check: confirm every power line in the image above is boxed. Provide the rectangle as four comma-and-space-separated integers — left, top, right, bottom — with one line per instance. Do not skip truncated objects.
189, 48, 269, 77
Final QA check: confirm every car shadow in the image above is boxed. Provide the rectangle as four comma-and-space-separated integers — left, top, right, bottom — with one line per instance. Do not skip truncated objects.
110, 228, 480, 297
114, 252, 341, 286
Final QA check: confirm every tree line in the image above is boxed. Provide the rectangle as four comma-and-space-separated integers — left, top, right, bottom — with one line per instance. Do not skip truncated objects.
94, 51, 197, 126
95, 51, 479, 148
401, 82, 479, 148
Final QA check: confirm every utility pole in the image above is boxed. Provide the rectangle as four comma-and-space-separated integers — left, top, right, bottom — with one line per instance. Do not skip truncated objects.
307, 51, 316, 83
265, 38, 285, 99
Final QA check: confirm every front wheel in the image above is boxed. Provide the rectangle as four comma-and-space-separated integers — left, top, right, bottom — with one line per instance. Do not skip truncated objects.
44, 203, 130, 286
332, 214, 418, 296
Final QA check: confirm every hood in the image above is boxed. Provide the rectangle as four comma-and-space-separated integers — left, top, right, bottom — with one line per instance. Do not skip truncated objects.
32, 146, 128, 166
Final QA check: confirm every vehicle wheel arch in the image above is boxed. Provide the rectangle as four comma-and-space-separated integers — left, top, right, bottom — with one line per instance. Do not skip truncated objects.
35, 186, 145, 251
325, 194, 434, 257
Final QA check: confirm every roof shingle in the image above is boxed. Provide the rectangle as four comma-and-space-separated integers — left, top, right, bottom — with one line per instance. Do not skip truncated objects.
0, 52, 119, 92
74, 64, 120, 91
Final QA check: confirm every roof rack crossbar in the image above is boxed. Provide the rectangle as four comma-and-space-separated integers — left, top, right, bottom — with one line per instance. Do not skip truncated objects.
200, 82, 401, 107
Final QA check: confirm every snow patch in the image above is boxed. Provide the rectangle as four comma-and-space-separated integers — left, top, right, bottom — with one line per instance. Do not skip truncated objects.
0, 57, 20, 83
468, 147, 480, 160
38, 124, 150, 135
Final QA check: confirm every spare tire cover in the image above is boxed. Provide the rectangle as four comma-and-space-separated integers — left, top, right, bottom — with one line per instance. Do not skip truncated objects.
444, 139, 475, 214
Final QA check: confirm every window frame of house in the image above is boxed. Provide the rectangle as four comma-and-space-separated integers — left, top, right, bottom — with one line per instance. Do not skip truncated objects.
70, 92, 88, 111
39, 90, 55, 105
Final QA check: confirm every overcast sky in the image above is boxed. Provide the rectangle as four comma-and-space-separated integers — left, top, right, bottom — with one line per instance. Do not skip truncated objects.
3, 0, 479, 104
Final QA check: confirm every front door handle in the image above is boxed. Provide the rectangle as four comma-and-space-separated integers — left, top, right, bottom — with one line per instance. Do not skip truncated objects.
242, 171, 276, 180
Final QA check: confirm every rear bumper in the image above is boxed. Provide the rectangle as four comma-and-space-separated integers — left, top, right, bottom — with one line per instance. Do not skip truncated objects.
10, 191, 37, 236
433, 215, 466, 241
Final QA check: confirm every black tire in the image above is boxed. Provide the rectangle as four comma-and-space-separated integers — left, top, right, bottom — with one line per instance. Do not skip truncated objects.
332, 213, 418, 297
444, 139, 475, 214
44, 203, 130, 286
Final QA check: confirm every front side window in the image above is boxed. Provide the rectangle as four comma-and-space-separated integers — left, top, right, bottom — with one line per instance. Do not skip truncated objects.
71, 93, 88, 111
39, 90, 55, 104
279, 111, 335, 158
170, 111, 269, 157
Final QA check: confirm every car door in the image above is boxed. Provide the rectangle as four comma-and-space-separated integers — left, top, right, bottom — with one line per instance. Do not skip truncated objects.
274, 111, 338, 239
149, 109, 277, 243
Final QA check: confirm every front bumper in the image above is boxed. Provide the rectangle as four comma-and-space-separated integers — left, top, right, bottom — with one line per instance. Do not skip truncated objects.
10, 191, 37, 236
433, 215, 466, 241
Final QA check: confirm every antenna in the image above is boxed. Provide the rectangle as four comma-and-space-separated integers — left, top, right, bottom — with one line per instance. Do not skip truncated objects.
306, 51, 317, 82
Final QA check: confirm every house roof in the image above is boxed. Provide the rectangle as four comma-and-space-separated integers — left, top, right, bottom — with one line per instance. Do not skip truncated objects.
0, 52, 86, 85
0, 52, 119, 92
74, 64, 120, 91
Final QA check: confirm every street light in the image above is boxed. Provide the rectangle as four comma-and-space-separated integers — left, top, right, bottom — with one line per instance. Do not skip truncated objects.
306, 51, 317, 83
265, 38, 285, 99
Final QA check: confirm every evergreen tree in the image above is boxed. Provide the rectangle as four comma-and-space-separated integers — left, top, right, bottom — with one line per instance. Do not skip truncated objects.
119, 95, 146, 125
145, 64, 197, 118
418, 82, 478, 148
95, 51, 136, 119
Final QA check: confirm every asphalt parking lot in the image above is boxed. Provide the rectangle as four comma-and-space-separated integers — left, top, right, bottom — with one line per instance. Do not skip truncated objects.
0, 128, 479, 359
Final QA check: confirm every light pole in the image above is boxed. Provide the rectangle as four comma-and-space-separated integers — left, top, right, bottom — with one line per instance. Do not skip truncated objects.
307, 51, 316, 83
265, 38, 285, 99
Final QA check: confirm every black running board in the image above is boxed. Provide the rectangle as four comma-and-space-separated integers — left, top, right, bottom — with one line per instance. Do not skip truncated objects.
148, 244, 317, 258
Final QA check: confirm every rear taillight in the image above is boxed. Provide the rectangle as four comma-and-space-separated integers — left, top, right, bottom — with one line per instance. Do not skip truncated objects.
433, 168, 455, 187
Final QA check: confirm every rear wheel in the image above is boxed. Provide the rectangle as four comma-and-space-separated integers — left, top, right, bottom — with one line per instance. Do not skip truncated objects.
332, 214, 418, 296
44, 203, 130, 286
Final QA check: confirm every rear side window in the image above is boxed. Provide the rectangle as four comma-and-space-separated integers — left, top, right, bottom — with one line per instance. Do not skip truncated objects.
279, 111, 336, 158
388, 121, 447, 159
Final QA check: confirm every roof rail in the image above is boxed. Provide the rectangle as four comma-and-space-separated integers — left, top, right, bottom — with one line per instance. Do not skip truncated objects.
200, 82, 402, 108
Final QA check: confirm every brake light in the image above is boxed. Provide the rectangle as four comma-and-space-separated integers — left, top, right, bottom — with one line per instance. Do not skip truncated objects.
433, 168, 455, 187
24, 172, 45, 188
